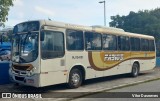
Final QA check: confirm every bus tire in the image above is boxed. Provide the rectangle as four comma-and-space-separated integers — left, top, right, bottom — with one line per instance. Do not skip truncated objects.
68, 68, 82, 89
131, 63, 139, 77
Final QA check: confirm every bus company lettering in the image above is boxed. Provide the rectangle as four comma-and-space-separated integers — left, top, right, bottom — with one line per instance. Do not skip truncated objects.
104, 54, 124, 61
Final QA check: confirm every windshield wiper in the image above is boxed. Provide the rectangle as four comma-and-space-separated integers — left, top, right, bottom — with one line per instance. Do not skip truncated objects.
22, 31, 31, 52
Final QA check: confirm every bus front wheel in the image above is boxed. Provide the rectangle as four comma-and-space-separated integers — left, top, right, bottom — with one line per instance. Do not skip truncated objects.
68, 68, 82, 89
131, 63, 139, 77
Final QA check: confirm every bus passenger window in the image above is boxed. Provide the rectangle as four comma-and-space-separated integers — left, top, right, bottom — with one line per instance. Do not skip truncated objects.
149, 40, 155, 51
118, 36, 130, 51
85, 32, 102, 50
66, 30, 84, 50
103, 34, 117, 50
130, 37, 140, 51
141, 39, 149, 51
130, 37, 135, 51
134, 38, 140, 51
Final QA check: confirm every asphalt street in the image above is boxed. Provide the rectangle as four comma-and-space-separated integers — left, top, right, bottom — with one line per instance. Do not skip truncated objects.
72, 79, 160, 101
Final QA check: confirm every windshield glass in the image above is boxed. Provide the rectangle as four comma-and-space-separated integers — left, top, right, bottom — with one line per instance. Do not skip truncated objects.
12, 32, 38, 63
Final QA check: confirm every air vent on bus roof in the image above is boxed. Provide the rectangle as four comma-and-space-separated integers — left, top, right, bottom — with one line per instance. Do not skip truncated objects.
91, 25, 125, 32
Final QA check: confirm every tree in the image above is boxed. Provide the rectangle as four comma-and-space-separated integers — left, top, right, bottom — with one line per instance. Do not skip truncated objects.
0, 0, 14, 27
109, 8, 160, 41
109, 8, 160, 56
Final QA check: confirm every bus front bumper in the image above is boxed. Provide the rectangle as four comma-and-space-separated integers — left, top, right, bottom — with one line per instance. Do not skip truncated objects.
9, 68, 40, 87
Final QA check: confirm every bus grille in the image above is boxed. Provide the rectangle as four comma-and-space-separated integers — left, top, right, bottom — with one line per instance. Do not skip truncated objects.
13, 64, 33, 71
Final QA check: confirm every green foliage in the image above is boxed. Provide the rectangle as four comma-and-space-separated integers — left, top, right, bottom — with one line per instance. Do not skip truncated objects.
0, 0, 14, 27
7, 29, 12, 41
109, 8, 160, 42
109, 8, 160, 56
0, 29, 12, 42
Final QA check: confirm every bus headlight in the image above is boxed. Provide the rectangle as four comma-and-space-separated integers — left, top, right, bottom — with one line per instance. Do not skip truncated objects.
26, 70, 34, 76
26, 71, 30, 76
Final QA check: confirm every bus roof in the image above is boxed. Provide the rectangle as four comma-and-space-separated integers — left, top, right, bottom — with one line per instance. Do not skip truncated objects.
91, 25, 125, 32
18, 20, 155, 40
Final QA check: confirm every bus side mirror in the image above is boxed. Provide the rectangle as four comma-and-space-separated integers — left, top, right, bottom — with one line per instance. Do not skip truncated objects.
40, 32, 44, 41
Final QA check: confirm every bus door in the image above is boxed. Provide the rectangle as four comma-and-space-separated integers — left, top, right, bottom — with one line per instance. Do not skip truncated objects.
40, 26, 66, 86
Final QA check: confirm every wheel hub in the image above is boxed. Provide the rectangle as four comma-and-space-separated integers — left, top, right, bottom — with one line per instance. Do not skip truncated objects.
133, 66, 138, 75
71, 73, 80, 85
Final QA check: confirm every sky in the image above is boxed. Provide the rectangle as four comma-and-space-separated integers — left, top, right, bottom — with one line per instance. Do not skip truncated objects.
4, 0, 160, 28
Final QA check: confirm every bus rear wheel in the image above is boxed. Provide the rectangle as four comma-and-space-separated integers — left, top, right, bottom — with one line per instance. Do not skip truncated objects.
68, 68, 82, 89
131, 63, 139, 77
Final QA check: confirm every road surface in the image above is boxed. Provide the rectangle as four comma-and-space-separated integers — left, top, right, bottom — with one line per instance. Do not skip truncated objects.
72, 79, 160, 101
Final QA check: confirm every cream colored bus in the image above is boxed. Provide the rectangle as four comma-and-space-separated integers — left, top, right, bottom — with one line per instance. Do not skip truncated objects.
9, 20, 156, 88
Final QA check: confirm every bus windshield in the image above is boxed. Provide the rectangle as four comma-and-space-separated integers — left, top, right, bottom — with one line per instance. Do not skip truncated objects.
12, 32, 38, 63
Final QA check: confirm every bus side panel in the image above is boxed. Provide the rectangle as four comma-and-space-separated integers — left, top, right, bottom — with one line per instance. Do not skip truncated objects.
65, 51, 97, 81
89, 51, 103, 78
139, 54, 155, 71
40, 58, 67, 87
131, 51, 156, 72
40, 57, 67, 87
103, 51, 131, 77
39, 71, 67, 87
65, 51, 107, 81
